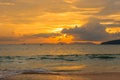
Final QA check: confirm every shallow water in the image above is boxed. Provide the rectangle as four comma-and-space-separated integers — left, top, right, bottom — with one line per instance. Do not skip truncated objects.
0, 44, 120, 78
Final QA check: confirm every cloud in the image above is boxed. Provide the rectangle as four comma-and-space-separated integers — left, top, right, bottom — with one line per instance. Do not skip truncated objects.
74, 0, 106, 8
90, 18, 120, 27
0, 2, 15, 6
97, 0, 120, 15
0, 33, 61, 43
0, 0, 72, 14
0, 0, 119, 16
0, 36, 20, 42
71, 0, 120, 15
61, 19, 115, 41
0, 0, 119, 25
64, 0, 77, 4
23, 33, 61, 38
0, 0, 119, 44
104, 23, 120, 27
0, 0, 77, 25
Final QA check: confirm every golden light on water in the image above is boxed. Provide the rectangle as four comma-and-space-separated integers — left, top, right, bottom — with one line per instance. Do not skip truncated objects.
55, 65, 86, 71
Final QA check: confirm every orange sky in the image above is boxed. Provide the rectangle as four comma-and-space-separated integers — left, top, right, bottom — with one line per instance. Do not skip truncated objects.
0, 0, 120, 44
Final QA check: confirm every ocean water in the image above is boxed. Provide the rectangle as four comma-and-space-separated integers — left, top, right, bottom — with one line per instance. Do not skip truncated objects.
0, 44, 120, 78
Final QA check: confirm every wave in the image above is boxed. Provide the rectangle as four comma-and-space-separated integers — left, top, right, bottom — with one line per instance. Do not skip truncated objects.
86, 54, 117, 59
0, 68, 51, 79
0, 54, 120, 62
1, 68, 120, 79
0, 54, 120, 79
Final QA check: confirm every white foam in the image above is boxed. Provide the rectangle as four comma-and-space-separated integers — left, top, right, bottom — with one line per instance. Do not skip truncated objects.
0, 68, 51, 79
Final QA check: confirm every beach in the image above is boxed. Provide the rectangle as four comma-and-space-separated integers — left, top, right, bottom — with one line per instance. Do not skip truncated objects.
0, 45, 120, 80
3, 72, 120, 80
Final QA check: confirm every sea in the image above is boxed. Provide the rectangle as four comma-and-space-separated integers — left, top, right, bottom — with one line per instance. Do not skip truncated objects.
0, 44, 120, 79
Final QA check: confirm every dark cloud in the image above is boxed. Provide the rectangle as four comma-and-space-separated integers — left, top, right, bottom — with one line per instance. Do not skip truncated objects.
0, 0, 119, 25
61, 20, 120, 41
0, 36, 20, 42
73, 0, 120, 15
97, 0, 120, 15
74, 0, 106, 8
99, 19, 115, 22
87, 17, 120, 28
0, 0, 71, 14
0, 33, 61, 43
104, 23, 120, 27
23, 33, 61, 38
96, 18, 120, 27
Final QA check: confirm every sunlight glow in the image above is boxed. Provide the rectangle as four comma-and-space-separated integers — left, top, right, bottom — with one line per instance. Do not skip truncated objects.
52, 28, 63, 33
55, 65, 86, 70
106, 27, 120, 34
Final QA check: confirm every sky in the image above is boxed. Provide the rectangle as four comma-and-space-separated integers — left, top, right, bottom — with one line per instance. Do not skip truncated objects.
0, 0, 120, 44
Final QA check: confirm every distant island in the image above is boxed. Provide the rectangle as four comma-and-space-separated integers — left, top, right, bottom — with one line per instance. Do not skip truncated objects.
101, 39, 120, 45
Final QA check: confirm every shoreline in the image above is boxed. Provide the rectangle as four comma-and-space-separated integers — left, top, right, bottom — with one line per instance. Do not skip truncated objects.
2, 72, 120, 80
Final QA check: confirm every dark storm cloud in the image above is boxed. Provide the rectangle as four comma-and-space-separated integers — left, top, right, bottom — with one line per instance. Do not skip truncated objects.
61, 19, 120, 41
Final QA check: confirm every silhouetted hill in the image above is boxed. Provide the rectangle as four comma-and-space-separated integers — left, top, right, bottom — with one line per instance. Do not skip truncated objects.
101, 39, 120, 45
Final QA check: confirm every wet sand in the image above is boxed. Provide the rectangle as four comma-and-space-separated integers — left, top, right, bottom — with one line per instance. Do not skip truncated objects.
3, 72, 120, 80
